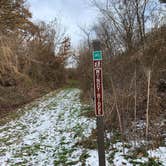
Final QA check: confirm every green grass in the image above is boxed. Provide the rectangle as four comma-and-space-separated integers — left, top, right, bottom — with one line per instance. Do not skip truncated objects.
79, 150, 90, 166
108, 149, 118, 164
53, 146, 79, 165
130, 158, 162, 166
0, 88, 97, 165
62, 79, 79, 89
0, 88, 60, 126
0, 108, 25, 126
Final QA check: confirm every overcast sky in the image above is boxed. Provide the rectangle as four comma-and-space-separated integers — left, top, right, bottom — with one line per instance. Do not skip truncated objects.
27, 0, 99, 47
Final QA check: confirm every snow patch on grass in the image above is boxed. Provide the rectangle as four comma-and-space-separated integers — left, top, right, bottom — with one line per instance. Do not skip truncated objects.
0, 88, 165, 166
148, 147, 166, 165
0, 89, 96, 165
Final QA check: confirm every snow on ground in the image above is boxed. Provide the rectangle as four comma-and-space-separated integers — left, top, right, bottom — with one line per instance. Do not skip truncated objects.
0, 89, 96, 166
0, 88, 165, 166
148, 147, 166, 166
107, 141, 166, 166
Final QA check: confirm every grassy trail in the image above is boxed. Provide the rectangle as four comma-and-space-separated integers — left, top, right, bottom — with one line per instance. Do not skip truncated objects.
0, 88, 96, 166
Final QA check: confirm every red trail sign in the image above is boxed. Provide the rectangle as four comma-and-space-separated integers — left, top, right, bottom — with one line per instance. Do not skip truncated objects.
93, 53, 104, 116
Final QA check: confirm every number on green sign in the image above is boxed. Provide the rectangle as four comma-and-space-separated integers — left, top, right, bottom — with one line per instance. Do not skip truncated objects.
93, 51, 102, 60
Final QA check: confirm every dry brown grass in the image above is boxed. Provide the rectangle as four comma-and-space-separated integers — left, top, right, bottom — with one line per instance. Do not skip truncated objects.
77, 26, 166, 147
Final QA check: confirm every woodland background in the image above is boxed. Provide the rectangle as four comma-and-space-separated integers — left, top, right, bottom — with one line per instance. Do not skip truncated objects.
0, 0, 166, 150
0, 0, 71, 117
77, 0, 166, 149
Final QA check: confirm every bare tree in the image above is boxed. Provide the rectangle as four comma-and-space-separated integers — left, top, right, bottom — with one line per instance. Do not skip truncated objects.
159, 0, 166, 3
91, 0, 162, 52
79, 26, 92, 50
91, 0, 136, 51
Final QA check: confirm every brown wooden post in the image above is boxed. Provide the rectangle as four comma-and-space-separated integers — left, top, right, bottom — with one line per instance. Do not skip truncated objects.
92, 40, 106, 166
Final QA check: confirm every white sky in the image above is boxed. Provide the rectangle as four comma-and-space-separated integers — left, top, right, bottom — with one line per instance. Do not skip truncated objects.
27, 0, 99, 47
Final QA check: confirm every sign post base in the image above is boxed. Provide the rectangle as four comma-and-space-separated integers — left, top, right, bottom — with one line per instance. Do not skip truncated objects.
97, 116, 106, 166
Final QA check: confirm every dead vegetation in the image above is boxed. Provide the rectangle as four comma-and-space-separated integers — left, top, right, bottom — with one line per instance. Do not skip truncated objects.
77, 0, 166, 149
0, 0, 70, 118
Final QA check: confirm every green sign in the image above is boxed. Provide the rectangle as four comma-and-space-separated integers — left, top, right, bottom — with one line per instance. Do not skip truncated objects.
93, 51, 102, 60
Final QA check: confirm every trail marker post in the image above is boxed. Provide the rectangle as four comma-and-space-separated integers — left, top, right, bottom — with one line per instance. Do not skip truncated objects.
92, 40, 106, 166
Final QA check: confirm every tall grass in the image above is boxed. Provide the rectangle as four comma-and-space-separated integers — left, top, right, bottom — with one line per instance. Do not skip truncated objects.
0, 35, 19, 85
